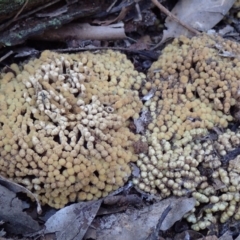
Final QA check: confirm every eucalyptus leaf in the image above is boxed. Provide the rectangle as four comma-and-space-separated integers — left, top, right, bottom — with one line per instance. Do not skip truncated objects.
161, 0, 235, 43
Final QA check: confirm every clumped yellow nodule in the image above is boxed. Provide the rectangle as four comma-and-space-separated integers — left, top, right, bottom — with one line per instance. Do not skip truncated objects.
0, 50, 144, 208
133, 34, 240, 229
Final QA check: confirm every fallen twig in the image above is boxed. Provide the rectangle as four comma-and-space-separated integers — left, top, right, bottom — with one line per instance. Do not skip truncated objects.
13, 0, 29, 21
34, 22, 126, 41
13, 0, 61, 22
151, 0, 200, 49
107, 0, 118, 12
0, 0, 29, 31
135, 1, 142, 21
0, 0, 61, 32
0, 51, 13, 63
151, 0, 199, 35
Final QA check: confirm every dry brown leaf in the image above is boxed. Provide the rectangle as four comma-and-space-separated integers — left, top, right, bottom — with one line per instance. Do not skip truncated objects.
88, 197, 195, 240
235, 234, 240, 240
218, 25, 235, 36
41, 200, 102, 240
219, 231, 233, 240
0, 175, 41, 214
161, 0, 235, 43
197, 236, 219, 240
0, 185, 41, 235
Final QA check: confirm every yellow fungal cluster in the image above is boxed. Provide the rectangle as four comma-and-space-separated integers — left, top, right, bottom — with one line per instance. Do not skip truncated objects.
133, 128, 209, 197
134, 128, 240, 230
186, 129, 240, 231
2, 32, 240, 229
133, 34, 240, 229
145, 34, 240, 142
0, 50, 144, 208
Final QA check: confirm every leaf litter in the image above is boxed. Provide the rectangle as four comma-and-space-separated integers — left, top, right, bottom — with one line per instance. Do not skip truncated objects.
31, 200, 102, 240
0, 184, 41, 235
0, 175, 42, 214
85, 197, 195, 240
160, 0, 235, 44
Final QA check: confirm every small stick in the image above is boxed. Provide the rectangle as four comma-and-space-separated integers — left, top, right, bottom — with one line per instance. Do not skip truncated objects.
135, 2, 142, 21
151, 0, 200, 35
13, 0, 61, 22
107, 0, 118, 12
13, 0, 29, 21
0, 0, 28, 31
0, 0, 61, 32
0, 51, 13, 63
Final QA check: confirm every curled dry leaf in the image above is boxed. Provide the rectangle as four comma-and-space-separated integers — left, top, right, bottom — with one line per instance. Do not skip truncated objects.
197, 236, 219, 240
218, 231, 233, 240
218, 25, 235, 36
235, 234, 240, 240
40, 200, 102, 240
0, 175, 41, 214
160, 198, 196, 231
87, 197, 195, 240
0, 185, 41, 235
161, 0, 235, 43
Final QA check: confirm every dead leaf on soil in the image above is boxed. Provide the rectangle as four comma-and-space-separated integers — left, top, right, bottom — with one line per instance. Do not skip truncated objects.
0, 175, 41, 214
161, 0, 235, 43
218, 25, 235, 36
235, 234, 240, 240
197, 236, 219, 240
87, 197, 195, 240
160, 197, 196, 231
0, 185, 41, 235
218, 231, 233, 240
40, 200, 102, 240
